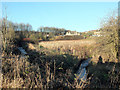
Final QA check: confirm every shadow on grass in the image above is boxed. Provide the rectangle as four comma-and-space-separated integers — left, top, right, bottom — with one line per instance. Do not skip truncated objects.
87, 56, 120, 88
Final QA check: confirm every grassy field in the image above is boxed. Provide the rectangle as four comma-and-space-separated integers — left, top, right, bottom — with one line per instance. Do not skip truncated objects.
38, 39, 95, 59
38, 38, 116, 63
39, 39, 96, 48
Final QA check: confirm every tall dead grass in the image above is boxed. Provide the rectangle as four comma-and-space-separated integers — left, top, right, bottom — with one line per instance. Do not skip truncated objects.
2, 51, 91, 88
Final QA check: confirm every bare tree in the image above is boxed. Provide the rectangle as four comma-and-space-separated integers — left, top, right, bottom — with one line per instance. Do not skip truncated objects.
100, 10, 119, 61
2, 18, 8, 51
2, 7, 15, 53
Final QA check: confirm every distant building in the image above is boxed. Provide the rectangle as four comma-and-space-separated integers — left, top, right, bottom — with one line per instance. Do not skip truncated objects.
93, 32, 102, 37
65, 31, 80, 36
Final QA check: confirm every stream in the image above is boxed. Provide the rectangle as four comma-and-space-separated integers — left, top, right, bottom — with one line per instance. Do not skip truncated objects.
76, 58, 92, 81
18, 47, 27, 56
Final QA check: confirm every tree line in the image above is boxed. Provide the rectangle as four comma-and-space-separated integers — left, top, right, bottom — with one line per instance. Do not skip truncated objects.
0, 18, 70, 53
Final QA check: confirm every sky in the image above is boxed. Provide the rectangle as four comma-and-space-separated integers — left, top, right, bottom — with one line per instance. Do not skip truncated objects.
1, 2, 118, 32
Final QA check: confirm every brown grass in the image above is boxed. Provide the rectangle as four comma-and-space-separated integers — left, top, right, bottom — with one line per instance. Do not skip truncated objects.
39, 39, 96, 48
2, 49, 91, 88
39, 38, 118, 63
39, 39, 96, 59
2, 37, 120, 88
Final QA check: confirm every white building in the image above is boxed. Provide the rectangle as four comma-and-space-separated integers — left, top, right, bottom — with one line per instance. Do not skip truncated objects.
65, 31, 80, 36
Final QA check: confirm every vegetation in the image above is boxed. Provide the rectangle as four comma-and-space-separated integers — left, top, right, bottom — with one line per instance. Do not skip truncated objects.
1, 18, 15, 54
1, 10, 120, 89
54, 35, 84, 40
100, 11, 118, 60
2, 44, 91, 88
92, 11, 119, 62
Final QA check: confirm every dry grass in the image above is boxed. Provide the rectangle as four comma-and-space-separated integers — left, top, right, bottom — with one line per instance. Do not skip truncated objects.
39, 39, 96, 48
2, 49, 91, 88
27, 43, 36, 50
2, 37, 120, 88
39, 39, 96, 59
39, 38, 116, 63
